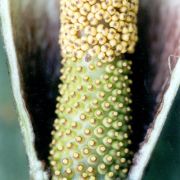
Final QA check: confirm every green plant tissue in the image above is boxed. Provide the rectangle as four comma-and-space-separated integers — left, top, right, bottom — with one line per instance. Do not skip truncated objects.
143, 89, 180, 180
0, 33, 28, 180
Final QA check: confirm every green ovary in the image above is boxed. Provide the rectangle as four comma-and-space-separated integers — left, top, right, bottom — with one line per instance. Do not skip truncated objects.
49, 0, 138, 179
50, 56, 133, 180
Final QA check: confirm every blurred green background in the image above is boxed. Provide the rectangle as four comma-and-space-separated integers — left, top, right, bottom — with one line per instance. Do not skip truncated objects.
0, 30, 180, 180
0, 33, 28, 180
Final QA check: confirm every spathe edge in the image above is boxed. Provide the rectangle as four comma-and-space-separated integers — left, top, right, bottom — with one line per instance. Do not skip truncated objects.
128, 59, 180, 180
0, 0, 48, 179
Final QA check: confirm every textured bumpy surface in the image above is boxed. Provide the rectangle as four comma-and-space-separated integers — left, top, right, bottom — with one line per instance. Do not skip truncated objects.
49, 0, 138, 179
60, 0, 138, 60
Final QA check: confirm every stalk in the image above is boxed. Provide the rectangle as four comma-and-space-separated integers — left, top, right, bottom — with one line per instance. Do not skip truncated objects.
49, 0, 138, 179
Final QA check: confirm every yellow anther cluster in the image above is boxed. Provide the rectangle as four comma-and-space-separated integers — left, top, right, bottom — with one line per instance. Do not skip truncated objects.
49, 0, 139, 179
60, 0, 138, 61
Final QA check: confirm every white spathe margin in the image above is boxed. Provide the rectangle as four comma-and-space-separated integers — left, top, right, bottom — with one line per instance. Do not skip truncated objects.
0, 0, 48, 179
128, 59, 180, 180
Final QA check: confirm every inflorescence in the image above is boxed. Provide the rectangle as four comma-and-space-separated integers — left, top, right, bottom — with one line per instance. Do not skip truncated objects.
49, 0, 138, 179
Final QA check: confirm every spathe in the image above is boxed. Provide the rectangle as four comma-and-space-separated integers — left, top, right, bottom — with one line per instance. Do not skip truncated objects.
0, 0, 180, 179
